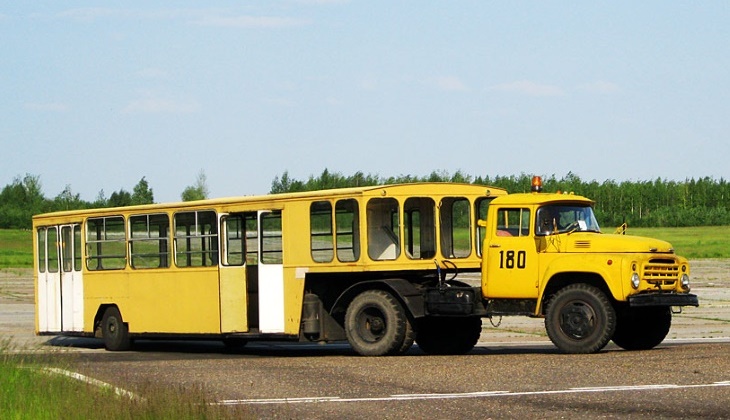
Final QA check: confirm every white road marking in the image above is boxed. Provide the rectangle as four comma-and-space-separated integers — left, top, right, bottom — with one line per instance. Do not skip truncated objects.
218, 380, 730, 405
41, 367, 142, 401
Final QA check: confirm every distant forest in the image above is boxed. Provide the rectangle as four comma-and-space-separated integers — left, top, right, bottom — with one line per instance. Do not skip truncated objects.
2, 170, 729, 229
271, 169, 730, 229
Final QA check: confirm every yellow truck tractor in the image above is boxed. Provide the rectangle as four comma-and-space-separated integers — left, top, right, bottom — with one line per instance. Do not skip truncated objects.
475, 177, 699, 353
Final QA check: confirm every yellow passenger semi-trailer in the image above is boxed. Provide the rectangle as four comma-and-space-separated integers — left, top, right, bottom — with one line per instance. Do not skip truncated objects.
33, 183, 506, 356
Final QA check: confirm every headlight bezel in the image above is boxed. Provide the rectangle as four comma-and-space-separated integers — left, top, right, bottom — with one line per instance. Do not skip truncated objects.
681, 273, 691, 291
631, 272, 640, 289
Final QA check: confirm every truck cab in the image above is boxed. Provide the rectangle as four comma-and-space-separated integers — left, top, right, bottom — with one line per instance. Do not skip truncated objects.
479, 178, 699, 353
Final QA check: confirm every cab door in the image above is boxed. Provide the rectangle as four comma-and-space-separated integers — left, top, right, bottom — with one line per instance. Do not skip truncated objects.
484, 207, 540, 299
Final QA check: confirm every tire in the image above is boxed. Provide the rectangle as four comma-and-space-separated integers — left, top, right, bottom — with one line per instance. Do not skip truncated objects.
101, 306, 131, 351
612, 307, 671, 350
345, 290, 415, 356
545, 284, 616, 354
416, 316, 482, 355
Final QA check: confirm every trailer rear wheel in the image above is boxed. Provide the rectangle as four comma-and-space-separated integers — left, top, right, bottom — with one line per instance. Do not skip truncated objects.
416, 316, 481, 355
101, 306, 131, 351
612, 307, 671, 350
345, 290, 414, 356
545, 284, 615, 354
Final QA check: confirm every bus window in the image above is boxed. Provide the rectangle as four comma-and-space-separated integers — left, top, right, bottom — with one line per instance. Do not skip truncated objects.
310, 201, 334, 263
37, 228, 46, 273
367, 198, 400, 261
404, 197, 436, 259
86, 217, 126, 270
261, 211, 282, 264
61, 226, 73, 272
60, 225, 82, 272
222, 215, 245, 266
74, 225, 82, 271
440, 197, 471, 258
174, 211, 218, 267
245, 213, 258, 265
336, 199, 359, 262
47, 227, 59, 273
130, 214, 170, 269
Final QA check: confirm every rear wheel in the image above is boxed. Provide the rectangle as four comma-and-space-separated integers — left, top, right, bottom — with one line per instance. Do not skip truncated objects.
545, 284, 615, 354
345, 290, 415, 356
416, 316, 482, 355
101, 306, 131, 351
612, 307, 671, 350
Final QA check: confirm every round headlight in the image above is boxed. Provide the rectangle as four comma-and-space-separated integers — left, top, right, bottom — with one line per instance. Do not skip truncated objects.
681, 274, 690, 291
631, 273, 640, 289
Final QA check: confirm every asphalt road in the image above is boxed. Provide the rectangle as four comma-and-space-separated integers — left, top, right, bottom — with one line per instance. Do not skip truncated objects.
61, 339, 730, 419
2, 261, 730, 418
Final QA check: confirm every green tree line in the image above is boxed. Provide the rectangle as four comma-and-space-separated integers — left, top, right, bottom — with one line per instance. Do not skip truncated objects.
271, 169, 730, 228
0, 171, 210, 229
2, 169, 729, 229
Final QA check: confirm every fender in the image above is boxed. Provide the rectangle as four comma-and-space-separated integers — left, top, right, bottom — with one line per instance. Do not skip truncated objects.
332, 279, 426, 319
537, 254, 624, 313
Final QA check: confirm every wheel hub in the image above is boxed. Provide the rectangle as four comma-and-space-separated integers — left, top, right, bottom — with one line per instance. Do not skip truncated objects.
559, 302, 595, 339
358, 307, 386, 342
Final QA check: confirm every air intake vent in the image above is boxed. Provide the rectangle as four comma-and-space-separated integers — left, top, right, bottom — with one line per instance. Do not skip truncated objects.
574, 241, 591, 249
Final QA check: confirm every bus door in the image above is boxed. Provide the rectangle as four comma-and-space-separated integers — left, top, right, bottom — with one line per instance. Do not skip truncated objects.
219, 214, 248, 332
59, 224, 83, 332
258, 210, 285, 334
37, 226, 61, 332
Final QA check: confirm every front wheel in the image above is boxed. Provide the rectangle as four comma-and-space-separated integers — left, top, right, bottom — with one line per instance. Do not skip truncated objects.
101, 306, 131, 351
345, 290, 415, 356
545, 284, 616, 354
612, 307, 671, 350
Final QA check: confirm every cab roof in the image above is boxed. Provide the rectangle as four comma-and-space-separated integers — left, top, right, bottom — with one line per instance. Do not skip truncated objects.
490, 192, 594, 207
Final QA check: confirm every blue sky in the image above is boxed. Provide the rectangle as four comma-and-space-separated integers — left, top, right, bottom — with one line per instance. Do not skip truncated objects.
1, 2, 728, 203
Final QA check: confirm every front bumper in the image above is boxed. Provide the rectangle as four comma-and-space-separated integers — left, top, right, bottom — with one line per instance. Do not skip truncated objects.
628, 293, 699, 308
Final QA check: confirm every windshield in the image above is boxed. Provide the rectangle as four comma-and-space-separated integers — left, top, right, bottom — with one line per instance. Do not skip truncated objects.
535, 204, 601, 235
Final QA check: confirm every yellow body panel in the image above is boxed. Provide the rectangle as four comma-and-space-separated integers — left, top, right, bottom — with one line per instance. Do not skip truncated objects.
219, 265, 248, 332
85, 268, 221, 334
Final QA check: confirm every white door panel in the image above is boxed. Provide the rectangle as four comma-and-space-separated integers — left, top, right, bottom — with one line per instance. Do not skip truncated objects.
258, 211, 285, 334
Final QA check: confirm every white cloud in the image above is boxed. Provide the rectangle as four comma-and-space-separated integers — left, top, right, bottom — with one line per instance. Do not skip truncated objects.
489, 80, 564, 97
55, 8, 310, 29
57, 8, 205, 21
122, 97, 200, 114
295, 0, 350, 4
263, 97, 296, 107
57, 8, 125, 22
136, 67, 169, 80
24, 102, 70, 112
577, 81, 620, 94
358, 77, 378, 91
194, 15, 311, 28
432, 76, 468, 92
